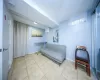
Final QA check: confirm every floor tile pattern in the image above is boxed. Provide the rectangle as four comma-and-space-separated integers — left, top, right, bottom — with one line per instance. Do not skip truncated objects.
8, 53, 92, 80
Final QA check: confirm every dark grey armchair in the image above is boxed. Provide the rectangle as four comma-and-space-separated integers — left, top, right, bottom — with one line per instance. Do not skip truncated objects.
75, 46, 90, 76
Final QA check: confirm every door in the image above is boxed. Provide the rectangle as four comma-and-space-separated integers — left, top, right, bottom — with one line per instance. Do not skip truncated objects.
2, 4, 10, 80
91, 13, 96, 69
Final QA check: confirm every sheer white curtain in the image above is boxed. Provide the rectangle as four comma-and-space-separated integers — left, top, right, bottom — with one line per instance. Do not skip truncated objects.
13, 21, 28, 58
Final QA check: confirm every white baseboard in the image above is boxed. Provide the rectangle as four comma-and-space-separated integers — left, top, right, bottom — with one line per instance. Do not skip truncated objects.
27, 53, 35, 54
8, 60, 13, 70
27, 51, 40, 55
67, 58, 75, 62
8, 62, 13, 80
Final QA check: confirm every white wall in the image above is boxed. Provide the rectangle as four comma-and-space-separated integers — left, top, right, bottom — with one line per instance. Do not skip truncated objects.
27, 27, 45, 54
0, 0, 3, 80
46, 12, 92, 64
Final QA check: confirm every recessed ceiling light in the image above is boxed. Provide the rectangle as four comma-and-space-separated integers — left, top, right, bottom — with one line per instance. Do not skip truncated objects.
34, 22, 37, 24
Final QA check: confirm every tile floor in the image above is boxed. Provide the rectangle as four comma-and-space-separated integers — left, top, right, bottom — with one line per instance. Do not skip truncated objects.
8, 53, 92, 80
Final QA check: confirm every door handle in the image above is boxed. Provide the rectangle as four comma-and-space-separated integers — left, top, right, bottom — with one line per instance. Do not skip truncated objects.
3, 48, 8, 51
0, 49, 2, 52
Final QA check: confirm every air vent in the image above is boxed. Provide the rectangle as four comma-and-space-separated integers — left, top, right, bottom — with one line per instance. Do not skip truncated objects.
45, 28, 49, 33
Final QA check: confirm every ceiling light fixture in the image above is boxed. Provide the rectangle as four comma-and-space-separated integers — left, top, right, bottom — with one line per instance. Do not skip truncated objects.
34, 22, 37, 24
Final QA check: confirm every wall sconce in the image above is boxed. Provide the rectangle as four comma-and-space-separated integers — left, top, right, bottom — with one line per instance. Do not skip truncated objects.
69, 18, 86, 25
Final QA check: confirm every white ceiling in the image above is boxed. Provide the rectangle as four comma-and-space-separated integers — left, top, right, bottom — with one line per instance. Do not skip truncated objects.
32, 0, 97, 23
10, 10, 46, 29
7, 0, 58, 29
6, 0, 98, 29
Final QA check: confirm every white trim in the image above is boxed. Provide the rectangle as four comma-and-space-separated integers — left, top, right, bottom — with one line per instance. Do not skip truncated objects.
27, 51, 39, 55
67, 58, 75, 62
27, 53, 35, 54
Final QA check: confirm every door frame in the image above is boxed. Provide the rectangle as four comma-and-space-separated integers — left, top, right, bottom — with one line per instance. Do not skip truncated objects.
8, 20, 13, 69
91, 4, 100, 73
91, 13, 97, 69
0, 0, 3, 80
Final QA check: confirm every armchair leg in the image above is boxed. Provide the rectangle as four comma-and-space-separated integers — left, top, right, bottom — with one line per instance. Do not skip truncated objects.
75, 60, 77, 69
86, 65, 88, 72
88, 65, 91, 76
86, 64, 91, 76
